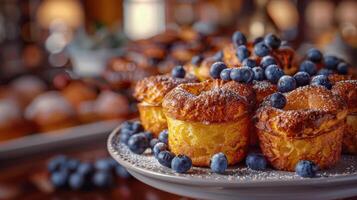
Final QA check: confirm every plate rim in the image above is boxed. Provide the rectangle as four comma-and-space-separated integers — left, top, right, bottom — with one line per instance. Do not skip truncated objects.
108, 126, 357, 188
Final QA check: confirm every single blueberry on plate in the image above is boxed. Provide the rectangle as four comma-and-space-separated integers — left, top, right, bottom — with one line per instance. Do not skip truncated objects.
254, 42, 270, 57
260, 56, 276, 69
232, 31, 247, 47
306, 48, 322, 63
324, 55, 340, 70
265, 64, 284, 84
210, 62, 227, 79
69, 173, 85, 190
269, 92, 286, 109
171, 155, 192, 173
310, 75, 332, 89
242, 58, 256, 68
299, 60, 317, 76
220, 68, 232, 81
252, 67, 265, 81
127, 133, 149, 154
153, 142, 168, 157
92, 171, 114, 188
337, 62, 349, 75
157, 150, 175, 168
277, 75, 297, 93
51, 170, 69, 188
264, 33, 281, 49
210, 153, 228, 174
143, 131, 153, 141
158, 129, 169, 144
295, 160, 318, 178
119, 128, 136, 144
150, 138, 160, 149
293, 72, 310, 87
191, 55, 203, 66
130, 121, 144, 133
246, 153, 267, 170
230, 67, 254, 83
236, 45, 250, 61
317, 69, 334, 76
172, 65, 186, 78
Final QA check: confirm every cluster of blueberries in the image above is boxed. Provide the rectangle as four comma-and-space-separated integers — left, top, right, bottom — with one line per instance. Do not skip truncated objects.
119, 120, 318, 177
48, 155, 130, 190
209, 31, 350, 93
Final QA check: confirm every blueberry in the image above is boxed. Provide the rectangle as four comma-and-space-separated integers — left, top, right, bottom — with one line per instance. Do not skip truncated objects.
172, 65, 186, 78
317, 68, 334, 76
210, 153, 228, 174
115, 165, 131, 178
245, 153, 267, 170
293, 72, 310, 87
77, 162, 94, 176
337, 62, 349, 75
260, 56, 276, 69
236, 45, 250, 61
299, 60, 317, 76
242, 58, 256, 68
171, 155, 192, 173
210, 62, 227, 79
119, 128, 136, 144
66, 159, 80, 172
220, 68, 232, 81
253, 36, 264, 45
310, 75, 332, 89
121, 121, 133, 130
92, 171, 114, 188
69, 173, 85, 190
131, 121, 144, 132
254, 42, 270, 57
48, 155, 68, 173
127, 133, 149, 154
157, 150, 175, 168
295, 160, 318, 178
51, 170, 69, 188
232, 31, 247, 47
150, 138, 160, 149
143, 131, 153, 141
252, 67, 265, 81
213, 51, 223, 62
191, 55, 203, 66
265, 65, 284, 84
230, 67, 254, 83
269, 92, 286, 109
153, 142, 168, 157
278, 75, 297, 93
158, 129, 169, 144
306, 48, 322, 63
264, 33, 281, 49
324, 55, 340, 70
95, 158, 114, 171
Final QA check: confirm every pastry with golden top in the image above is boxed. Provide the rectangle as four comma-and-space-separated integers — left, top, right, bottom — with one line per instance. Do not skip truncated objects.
255, 86, 347, 171
134, 74, 197, 136
162, 80, 255, 167
332, 80, 357, 154
61, 81, 97, 109
95, 90, 129, 120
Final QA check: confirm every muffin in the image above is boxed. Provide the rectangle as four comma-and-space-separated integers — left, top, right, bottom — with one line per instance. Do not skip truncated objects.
255, 86, 347, 171
162, 80, 255, 167
61, 81, 97, 109
95, 90, 129, 120
332, 80, 357, 154
25, 91, 77, 132
134, 74, 197, 136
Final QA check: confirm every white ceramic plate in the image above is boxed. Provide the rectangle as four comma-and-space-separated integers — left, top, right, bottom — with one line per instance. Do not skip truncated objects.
108, 126, 357, 200
0, 120, 122, 160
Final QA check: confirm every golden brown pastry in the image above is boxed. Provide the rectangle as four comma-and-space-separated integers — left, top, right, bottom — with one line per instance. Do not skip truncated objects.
61, 81, 97, 109
94, 90, 129, 120
332, 80, 357, 154
134, 74, 197, 136
162, 80, 255, 167
255, 85, 347, 171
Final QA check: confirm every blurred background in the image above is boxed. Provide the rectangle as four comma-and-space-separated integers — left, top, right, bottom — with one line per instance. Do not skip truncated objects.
0, 0, 356, 199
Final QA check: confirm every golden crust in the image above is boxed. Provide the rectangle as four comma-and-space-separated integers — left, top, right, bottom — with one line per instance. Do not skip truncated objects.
134, 74, 197, 106
255, 85, 347, 138
329, 74, 353, 85
162, 80, 255, 123
252, 80, 277, 105
137, 103, 167, 137
332, 80, 357, 113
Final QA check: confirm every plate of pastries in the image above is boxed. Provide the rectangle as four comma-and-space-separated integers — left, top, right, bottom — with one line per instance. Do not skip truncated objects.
108, 31, 357, 200
0, 74, 133, 159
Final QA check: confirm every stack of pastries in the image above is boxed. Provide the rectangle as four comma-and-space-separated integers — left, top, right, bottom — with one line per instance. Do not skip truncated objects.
133, 31, 357, 172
